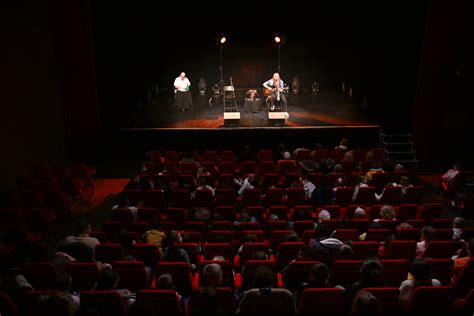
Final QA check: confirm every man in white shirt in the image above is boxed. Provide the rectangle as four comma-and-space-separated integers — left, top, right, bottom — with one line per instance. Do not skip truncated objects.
173, 72, 193, 111
263, 72, 289, 117
63, 221, 100, 251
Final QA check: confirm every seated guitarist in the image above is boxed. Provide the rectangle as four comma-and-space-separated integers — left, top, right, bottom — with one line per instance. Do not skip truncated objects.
263, 72, 289, 117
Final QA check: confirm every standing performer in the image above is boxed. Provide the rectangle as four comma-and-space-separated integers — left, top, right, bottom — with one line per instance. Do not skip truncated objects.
174, 72, 193, 111
263, 72, 289, 117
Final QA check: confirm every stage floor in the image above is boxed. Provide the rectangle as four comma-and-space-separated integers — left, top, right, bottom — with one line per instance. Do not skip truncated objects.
126, 89, 376, 129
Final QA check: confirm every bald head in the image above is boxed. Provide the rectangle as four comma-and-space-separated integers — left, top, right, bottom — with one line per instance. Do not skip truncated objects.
202, 263, 223, 286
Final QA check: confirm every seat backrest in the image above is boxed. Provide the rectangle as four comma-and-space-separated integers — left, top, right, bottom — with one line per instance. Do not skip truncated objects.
364, 287, 400, 314
113, 261, 149, 292
422, 240, 457, 258
297, 288, 345, 316
454, 258, 474, 295
351, 241, 380, 260
240, 243, 270, 267
65, 262, 100, 292
404, 286, 456, 314
385, 240, 417, 261
0, 292, 19, 316
283, 260, 320, 290
155, 262, 192, 297
397, 204, 418, 222
269, 230, 292, 251
365, 229, 391, 242
380, 259, 410, 287
426, 258, 454, 285
22, 262, 58, 290
80, 291, 128, 316
137, 290, 181, 316
241, 260, 278, 290
327, 260, 363, 287
203, 243, 234, 262
396, 228, 421, 241
198, 260, 235, 288
95, 244, 125, 263
188, 287, 235, 315
277, 242, 306, 267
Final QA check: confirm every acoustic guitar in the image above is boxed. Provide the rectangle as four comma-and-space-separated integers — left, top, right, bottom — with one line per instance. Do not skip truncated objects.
263, 86, 289, 97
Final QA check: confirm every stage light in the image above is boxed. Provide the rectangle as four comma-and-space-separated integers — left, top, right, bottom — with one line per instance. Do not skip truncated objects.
274, 36, 281, 44
312, 81, 320, 93
219, 36, 226, 45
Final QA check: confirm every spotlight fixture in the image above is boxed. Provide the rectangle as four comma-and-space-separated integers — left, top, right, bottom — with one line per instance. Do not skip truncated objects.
274, 36, 281, 44
220, 36, 226, 44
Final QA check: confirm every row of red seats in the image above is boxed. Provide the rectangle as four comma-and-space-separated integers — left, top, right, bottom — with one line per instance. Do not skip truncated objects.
3, 286, 473, 316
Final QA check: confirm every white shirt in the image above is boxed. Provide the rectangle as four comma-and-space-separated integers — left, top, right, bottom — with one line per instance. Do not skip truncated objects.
303, 181, 316, 199
399, 279, 441, 306
442, 169, 459, 182
174, 77, 191, 91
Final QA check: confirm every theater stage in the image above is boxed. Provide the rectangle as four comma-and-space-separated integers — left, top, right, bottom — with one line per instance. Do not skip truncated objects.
124, 89, 377, 129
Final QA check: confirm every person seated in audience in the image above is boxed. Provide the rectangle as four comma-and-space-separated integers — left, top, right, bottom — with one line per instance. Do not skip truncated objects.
365, 162, 384, 182
451, 238, 474, 285
211, 255, 225, 261
188, 285, 225, 316
301, 175, 322, 206
180, 150, 201, 168
452, 216, 466, 240
237, 234, 259, 255
251, 251, 269, 261
359, 222, 382, 241
396, 221, 413, 231
124, 174, 141, 190
343, 258, 387, 311
94, 269, 135, 306
233, 210, 258, 228
416, 226, 435, 258
352, 175, 369, 201
118, 229, 136, 253
163, 230, 196, 271
335, 138, 349, 151
378, 234, 396, 257
338, 243, 354, 260
350, 290, 381, 316
156, 273, 182, 299
440, 162, 461, 185
63, 220, 100, 252
309, 222, 343, 266
299, 158, 320, 175
196, 166, 211, 179
282, 245, 316, 279
237, 266, 296, 316
325, 163, 345, 187
292, 262, 332, 305
112, 195, 140, 220
317, 209, 331, 226
353, 206, 366, 218
235, 173, 259, 196
202, 263, 223, 287
285, 230, 300, 243
142, 220, 166, 257
56, 274, 80, 306
191, 177, 215, 200
343, 151, 354, 162
399, 258, 441, 307
37, 292, 78, 316
373, 205, 397, 222
376, 175, 413, 202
